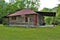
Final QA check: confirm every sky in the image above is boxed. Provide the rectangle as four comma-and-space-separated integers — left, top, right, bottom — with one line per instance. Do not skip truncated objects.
5, 0, 60, 10
5, 0, 9, 3
39, 0, 60, 10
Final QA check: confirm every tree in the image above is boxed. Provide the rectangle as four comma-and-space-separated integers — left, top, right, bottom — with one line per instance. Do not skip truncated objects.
56, 4, 60, 17
40, 8, 55, 12
15, 0, 40, 11
0, 0, 8, 18
5, 0, 40, 15
0, 0, 40, 18
55, 4, 60, 24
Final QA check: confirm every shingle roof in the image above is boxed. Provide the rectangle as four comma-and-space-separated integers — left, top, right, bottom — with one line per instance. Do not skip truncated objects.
8, 9, 37, 16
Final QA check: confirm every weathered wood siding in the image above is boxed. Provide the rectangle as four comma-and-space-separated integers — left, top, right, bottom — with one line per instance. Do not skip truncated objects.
8, 15, 35, 26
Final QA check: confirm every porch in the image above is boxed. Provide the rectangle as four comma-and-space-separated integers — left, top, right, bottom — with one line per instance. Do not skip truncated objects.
8, 14, 38, 27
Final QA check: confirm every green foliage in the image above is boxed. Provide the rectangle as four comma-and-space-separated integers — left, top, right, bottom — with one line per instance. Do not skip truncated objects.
56, 4, 60, 17
0, 0, 39, 19
40, 8, 52, 12
15, 0, 39, 11
45, 17, 53, 24
0, 0, 8, 18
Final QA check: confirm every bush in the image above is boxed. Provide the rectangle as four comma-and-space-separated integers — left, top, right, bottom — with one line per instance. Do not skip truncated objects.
45, 17, 53, 24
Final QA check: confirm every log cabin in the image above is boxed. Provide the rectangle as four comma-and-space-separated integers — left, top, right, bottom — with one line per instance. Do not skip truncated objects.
3, 9, 56, 27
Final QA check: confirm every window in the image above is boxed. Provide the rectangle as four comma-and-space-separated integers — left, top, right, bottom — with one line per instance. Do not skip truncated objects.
25, 17, 28, 22
12, 16, 16, 20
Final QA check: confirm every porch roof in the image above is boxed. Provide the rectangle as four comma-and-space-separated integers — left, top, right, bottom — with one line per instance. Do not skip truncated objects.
8, 9, 37, 17
36, 12, 56, 17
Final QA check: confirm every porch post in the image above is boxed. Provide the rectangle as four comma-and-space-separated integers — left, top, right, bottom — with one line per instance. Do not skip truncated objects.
34, 14, 37, 26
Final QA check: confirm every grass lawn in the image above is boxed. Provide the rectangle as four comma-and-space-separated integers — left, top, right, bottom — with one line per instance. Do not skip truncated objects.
0, 24, 60, 40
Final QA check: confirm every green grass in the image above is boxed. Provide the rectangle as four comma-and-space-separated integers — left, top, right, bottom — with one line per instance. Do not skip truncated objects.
0, 24, 60, 40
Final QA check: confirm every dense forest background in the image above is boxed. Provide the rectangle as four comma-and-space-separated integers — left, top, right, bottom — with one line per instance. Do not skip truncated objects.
0, 0, 60, 24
